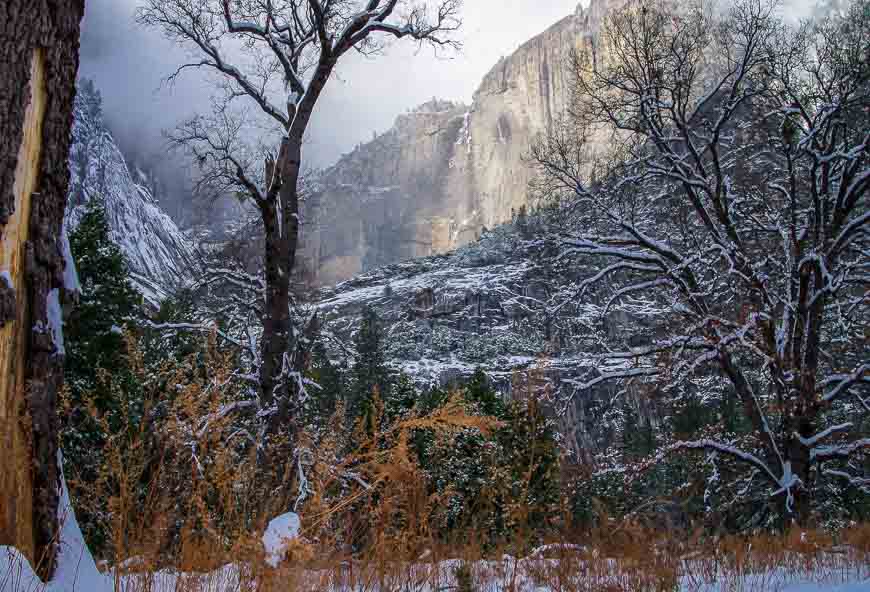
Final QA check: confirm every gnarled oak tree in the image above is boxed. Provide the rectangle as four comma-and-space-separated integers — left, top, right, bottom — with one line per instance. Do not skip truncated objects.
139, 0, 461, 434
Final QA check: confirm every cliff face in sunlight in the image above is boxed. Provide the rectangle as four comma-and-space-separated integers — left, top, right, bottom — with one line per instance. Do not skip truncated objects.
303, 1, 616, 286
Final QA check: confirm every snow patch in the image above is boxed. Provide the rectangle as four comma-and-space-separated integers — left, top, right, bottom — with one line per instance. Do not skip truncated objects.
60, 223, 80, 294
262, 512, 301, 568
0, 455, 112, 592
46, 289, 64, 356
33, 289, 65, 356
49, 458, 112, 591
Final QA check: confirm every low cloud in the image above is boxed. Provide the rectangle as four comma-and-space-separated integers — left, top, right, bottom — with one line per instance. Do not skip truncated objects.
79, 0, 582, 170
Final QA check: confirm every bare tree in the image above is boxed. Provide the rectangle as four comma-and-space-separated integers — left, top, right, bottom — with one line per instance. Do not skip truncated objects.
138, 0, 461, 431
534, 0, 869, 523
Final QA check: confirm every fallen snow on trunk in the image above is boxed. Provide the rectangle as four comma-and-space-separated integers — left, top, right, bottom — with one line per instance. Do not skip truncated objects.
1, 458, 112, 592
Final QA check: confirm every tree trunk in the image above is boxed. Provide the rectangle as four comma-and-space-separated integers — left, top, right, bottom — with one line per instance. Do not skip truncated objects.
259, 137, 301, 433
0, 0, 84, 579
785, 437, 813, 527
259, 198, 291, 410
256, 57, 333, 433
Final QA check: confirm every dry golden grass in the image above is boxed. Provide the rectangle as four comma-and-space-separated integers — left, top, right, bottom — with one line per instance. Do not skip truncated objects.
5, 521, 870, 591
5, 343, 870, 591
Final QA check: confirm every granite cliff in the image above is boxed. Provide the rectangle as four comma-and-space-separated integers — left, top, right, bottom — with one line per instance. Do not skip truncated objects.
303, 1, 616, 286
66, 80, 201, 305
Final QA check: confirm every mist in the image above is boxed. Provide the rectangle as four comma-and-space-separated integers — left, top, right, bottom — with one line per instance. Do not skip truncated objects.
79, 0, 584, 172
78, 0, 818, 225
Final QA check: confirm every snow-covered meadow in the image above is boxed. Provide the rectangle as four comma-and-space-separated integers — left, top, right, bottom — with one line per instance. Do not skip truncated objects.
4, 492, 870, 592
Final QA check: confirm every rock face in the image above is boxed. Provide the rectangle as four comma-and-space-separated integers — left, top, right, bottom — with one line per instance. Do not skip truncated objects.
303, 1, 615, 286
316, 218, 624, 459
318, 225, 559, 386
65, 81, 201, 304
302, 99, 473, 286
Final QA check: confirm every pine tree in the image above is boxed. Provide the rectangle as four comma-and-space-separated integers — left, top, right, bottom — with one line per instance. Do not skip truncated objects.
349, 306, 391, 429
304, 342, 345, 432
424, 370, 560, 544
384, 372, 417, 423
62, 198, 143, 552
64, 198, 142, 394
464, 368, 505, 417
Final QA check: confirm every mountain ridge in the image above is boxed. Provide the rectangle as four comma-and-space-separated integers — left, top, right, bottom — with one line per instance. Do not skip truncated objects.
66, 80, 202, 305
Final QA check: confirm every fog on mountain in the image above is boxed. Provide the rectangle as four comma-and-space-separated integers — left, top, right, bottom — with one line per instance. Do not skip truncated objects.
1, 0, 868, 590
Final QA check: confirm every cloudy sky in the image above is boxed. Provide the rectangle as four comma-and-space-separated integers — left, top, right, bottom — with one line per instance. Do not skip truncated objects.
79, 0, 585, 170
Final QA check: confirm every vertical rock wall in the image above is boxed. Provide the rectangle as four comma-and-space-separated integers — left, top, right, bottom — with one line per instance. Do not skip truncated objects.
460, 5, 589, 229
66, 81, 202, 304
303, 1, 617, 286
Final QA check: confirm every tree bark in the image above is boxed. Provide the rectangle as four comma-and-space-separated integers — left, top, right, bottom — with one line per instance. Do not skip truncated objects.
259, 139, 301, 433
258, 57, 333, 429
0, 0, 84, 579
259, 197, 293, 411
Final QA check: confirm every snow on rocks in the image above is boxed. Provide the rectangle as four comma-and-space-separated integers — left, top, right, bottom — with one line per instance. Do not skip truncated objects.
262, 512, 301, 568
314, 223, 576, 391
65, 81, 200, 303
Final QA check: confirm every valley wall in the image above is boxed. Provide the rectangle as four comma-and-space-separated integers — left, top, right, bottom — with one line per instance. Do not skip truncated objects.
303, 1, 616, 286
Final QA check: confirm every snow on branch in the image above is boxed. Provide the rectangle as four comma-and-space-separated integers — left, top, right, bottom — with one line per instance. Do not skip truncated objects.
666, 439, 779, 486
824, 469, 870, 490
812, 439, 870, 461
530, 0, 870, 512
140, 0, 461, 137
822, 364, 870, 403
797, 423, 853, 449
145, 320, 258, 361
336, 0, 461, 54
561, 366, 659, 408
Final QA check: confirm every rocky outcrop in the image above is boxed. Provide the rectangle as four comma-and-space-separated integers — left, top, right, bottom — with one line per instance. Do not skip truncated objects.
315, 218, 626, 458
65, 80, 201, 304
303, 1, 617, 286
301, 99, 474, 286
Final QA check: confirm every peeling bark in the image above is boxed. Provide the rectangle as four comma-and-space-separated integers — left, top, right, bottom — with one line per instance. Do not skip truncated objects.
0, 0, 85, 579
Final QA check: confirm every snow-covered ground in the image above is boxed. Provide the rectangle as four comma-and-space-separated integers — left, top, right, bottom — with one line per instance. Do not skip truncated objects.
4, 547, 869, 592
1, 470, 110, 592
4, 494, 869, 592
2, 461, 868, 592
